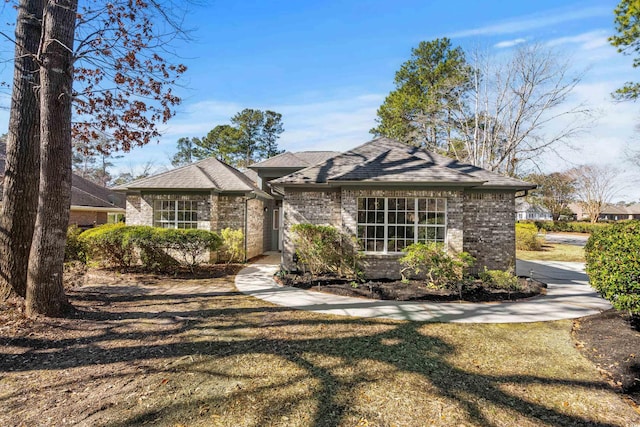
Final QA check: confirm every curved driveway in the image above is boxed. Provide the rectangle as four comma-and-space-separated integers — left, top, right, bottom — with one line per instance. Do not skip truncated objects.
235, 254, 611, 323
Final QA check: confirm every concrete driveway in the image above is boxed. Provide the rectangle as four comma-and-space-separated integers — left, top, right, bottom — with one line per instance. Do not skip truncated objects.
542, 232, 589, 246
235, 255, 611, 323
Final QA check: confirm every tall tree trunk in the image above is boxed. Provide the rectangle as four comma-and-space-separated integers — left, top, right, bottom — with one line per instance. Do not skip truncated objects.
0, 0, 44, 300
26, 0, 78, 317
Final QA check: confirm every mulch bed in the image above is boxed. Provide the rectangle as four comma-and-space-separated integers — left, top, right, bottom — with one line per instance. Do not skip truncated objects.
279, 273, 546, 302
573, 309, 640, 406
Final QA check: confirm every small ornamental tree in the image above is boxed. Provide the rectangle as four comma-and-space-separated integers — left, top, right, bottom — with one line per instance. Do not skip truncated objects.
585, 221, 640, 321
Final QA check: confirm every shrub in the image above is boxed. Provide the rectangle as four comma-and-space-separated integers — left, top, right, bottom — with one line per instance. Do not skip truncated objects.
79, 223, 135, 268
65, 224, 87, 263
291, 223, 362, 279
399, 242, 475, 289
479, 267, 520, 291
160, 228, 222, 271
219, 228, 245, 263
585, 221, 640, 318
516, 222, 542, 251
80, 225, 222, 271
520, 220, 612, 234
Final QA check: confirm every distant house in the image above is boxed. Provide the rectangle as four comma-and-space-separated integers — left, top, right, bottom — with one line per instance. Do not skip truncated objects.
515, 199, 552, 221
0, 146, 124, 227
569, 202, 640, 221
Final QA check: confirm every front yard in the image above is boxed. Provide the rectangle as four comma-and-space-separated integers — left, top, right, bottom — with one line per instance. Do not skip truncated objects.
1, 266, 638, 426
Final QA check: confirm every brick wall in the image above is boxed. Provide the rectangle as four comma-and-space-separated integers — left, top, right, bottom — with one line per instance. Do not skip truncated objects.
246, 198, 265, 259
69, 210, 108, 227
282, 189, 342, 270
463, 191, 515, 273
126, 192, 211, 228
282, 187, 465, 279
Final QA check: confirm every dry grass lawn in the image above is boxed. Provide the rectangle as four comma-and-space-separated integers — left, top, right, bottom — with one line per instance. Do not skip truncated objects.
517, 243, 586, 262
0, 267, 637, 426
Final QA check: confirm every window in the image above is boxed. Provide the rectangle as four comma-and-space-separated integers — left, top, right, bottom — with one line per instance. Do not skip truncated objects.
357, 197, 446, 253
153, 199, 199, 229
273, 208, 279, 230
107, 212, 125, 224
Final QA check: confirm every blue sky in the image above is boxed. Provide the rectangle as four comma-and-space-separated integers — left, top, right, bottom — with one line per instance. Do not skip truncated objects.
1, 1, 639, 200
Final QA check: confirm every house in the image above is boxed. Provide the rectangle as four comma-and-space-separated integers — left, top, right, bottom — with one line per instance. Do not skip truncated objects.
515, 198, 553, 221
270, 137, 535, 279
569, 202, 640, 221
0, 147, 125, 227
114, 137, 535, 278
112, 157, 273, 260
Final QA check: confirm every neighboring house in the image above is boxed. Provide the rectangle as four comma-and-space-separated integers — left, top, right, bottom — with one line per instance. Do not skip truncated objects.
569, 202, 640, 221
515, 199, 552, 221
248, 150, 340, 251
270, 137, 535, 279
112, 157, 273, 260
0, 148, 124, 227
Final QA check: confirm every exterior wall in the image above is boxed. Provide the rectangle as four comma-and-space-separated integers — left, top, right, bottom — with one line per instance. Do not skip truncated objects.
282, 187, 465, 280
125, 192, 211, 229
246, 198, 265, 259
463, 191, 515, 273
282, 189, 342, 270
69, 210, 108, 227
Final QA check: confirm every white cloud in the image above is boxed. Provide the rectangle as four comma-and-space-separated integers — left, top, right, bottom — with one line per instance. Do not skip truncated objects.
449, 6, 610, 38
494, 38, 527, 49
545, 30, 609, 50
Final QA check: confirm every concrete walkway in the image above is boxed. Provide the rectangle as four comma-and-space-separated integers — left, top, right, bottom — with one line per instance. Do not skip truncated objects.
235, 253, 611, 323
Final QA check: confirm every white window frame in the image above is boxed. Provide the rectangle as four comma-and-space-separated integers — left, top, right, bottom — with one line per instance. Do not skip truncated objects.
357, 197, 447, 253
107, 212, 125, 224
153, 199, 199, 229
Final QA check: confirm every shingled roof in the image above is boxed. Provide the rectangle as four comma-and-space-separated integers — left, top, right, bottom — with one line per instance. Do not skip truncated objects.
249, 151, 340, 169
112, 157, 272, 198
0, 144, 124, 209
271, 137, 535, 190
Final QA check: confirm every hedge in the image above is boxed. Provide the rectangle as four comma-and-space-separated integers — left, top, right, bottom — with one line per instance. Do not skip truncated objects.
518, 220, 612, 234
515, 223, 542, 251
79, 224, 222, 271
585, 221, 640, 317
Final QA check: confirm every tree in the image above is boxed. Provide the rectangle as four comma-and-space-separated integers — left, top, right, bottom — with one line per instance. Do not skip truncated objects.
609, 0, 640, 100
569, 165, 620, 223
0, 0, 187, 316
72, 134, 122, 186
527, 172, 576, 221
371, 38, 471, 151
178, 109, 285, 168
373, 40, 591, 176
0, 0, 44, 300
24, 0, 78, 316
171, 137, 199, 167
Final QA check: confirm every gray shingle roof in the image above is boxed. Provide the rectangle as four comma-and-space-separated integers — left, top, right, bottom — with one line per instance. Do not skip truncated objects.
272, 137, 535, 190
0, 143, 124, 209
249, 151, 340, 169
112, 157, 272, 198
71, 174, 125, 209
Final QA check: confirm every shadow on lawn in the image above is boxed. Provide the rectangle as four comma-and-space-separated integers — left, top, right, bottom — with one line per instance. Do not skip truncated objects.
0, 285, 622, 427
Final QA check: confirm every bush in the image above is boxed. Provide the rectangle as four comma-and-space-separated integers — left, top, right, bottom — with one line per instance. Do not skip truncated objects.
80, 225, 222, 271
65, 224, 87, 263
291, 223, 362, 279
79, 223, 135, 268
519, 220, 611, 234
160, 228, 222, 271
516, 222, 542, 251
479, 267, 520, 291
585, 221, 640, 318
219, 228, 245, 263
399, 242, 475, 289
